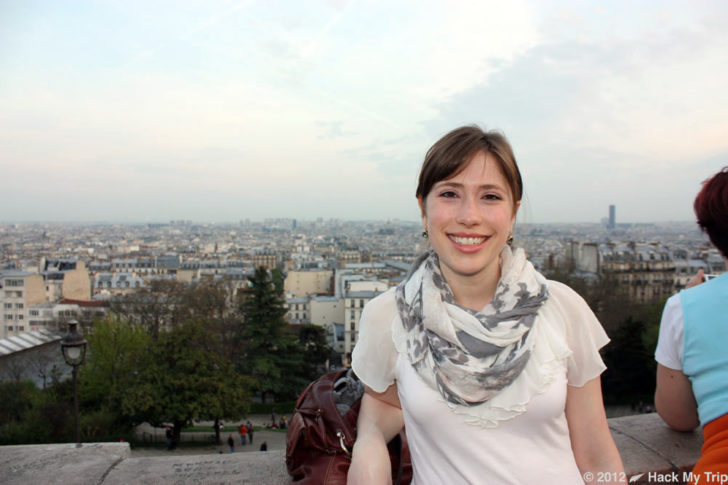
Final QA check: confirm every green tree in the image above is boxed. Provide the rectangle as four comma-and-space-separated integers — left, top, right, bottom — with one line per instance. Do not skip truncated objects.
237, 267, 307, 402
121, 320, 252, 444
81, 315, 151, 414
271, 268, 285, 296
297, 324, 332, 378
181, 279, 240, 363
601, 316, 656, 405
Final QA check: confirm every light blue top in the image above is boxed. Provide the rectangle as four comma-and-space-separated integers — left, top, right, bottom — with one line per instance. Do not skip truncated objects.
681, 272, 728, 426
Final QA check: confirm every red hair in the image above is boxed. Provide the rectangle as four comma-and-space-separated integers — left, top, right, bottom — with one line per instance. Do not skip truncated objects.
694, 167, 728, 258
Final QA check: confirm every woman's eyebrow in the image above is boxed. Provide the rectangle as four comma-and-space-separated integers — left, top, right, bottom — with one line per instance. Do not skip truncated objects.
434, 181, 506, 190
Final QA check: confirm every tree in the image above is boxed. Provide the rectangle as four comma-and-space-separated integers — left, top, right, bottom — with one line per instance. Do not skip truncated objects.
237, 267, 308, 401
110, 279, 188, 340
271, 268, 285, 296
297, 324, 332, 378
80, 315, 150, 415
181, 279, 240, 363
121, 320, 252, 444
601, 316, 656, 405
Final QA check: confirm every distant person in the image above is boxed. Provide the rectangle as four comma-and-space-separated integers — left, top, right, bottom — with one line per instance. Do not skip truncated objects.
238, 422, 248, 445
246, 420, 254, 445
259, 441, 267, 451
279, 415, 287, 429
347, 126, 625, 484
227, 433, 235, 453
655, 167, 728, 483
165, 426, 174, 451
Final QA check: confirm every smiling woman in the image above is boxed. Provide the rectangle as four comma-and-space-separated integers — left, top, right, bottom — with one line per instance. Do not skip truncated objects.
346, 125, 627, 484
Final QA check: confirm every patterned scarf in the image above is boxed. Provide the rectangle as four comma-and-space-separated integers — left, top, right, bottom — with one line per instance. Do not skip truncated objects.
395, 246, 549, 406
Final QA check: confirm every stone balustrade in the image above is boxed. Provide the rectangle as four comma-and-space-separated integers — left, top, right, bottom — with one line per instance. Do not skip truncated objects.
0, 413, 704, 484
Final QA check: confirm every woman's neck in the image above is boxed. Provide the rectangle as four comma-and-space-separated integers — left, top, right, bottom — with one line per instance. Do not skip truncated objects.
445, 267, 501, 312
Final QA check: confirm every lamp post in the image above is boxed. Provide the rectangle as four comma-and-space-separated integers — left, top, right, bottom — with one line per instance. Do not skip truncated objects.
61, 320, 87, 447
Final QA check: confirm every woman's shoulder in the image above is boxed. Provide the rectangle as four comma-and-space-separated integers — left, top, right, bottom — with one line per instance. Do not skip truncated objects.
542, 279, 602, 332
544, 279, 590, 309
361, 286, 397, 318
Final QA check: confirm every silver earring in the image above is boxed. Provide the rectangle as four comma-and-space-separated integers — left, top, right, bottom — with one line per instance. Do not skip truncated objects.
422, 231, 428, 238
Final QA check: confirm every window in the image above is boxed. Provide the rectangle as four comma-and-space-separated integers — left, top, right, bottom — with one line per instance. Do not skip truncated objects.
18, 315, 24, 320
18, 326, 24, 331
5, 279, 23, 287
5, 314, 13, 320
16, 303, 23, 309
7, 326, 13, 331
3, 303, 10, 309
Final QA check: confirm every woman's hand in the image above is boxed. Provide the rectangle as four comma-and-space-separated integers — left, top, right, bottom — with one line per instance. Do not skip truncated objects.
347, 384, 404, 485
686, 269, 705, 289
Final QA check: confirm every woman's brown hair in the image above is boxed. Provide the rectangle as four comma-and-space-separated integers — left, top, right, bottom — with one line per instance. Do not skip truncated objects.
416, 125, 522, 209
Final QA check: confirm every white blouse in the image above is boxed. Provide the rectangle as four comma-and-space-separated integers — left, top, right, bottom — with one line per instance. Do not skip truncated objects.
352, 279, 609, 484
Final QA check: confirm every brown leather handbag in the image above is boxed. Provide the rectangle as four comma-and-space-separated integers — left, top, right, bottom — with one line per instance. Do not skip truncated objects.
285, 369, 412, 485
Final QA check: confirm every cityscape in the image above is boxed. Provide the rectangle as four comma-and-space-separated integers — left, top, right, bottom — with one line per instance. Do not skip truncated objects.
1, 209, 721, 383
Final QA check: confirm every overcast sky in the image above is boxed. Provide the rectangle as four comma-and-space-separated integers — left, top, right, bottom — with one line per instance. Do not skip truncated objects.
2, 0, 727, 224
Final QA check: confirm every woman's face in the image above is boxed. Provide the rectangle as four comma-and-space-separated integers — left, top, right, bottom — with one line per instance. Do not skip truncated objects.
419, 150, 518, 290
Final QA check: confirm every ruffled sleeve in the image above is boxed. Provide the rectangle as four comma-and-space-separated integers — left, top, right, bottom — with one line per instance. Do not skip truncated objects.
351, 288, 399, 393
547, 281, 610, 387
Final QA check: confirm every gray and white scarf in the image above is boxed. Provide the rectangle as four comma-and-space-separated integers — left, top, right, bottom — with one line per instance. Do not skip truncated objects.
395, 246, 549, 406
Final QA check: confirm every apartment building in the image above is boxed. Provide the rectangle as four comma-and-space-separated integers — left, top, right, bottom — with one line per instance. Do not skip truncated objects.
310, 295, 344, 353
286, 297, 311, 324
342, 279, 389, 365
284, 269, 333, 298
0, 271, 46, 338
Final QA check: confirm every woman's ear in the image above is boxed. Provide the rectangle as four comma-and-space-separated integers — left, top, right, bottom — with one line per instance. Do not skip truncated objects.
418, 196, 427, 230
512, 200, 521, 225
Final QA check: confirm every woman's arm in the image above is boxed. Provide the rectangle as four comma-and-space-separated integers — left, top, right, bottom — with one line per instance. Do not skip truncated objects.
654, 364, 699, 431
566, 376, 627, 484
347, 384, 404, 485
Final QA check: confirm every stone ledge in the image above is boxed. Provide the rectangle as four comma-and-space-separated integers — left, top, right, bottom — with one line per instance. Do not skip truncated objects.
0, 442, 130, 485
0, 414, 703, 484
610, 413, 702, 483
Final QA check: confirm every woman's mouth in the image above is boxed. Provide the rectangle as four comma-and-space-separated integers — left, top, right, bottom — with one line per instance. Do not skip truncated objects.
448, 235, 488, 246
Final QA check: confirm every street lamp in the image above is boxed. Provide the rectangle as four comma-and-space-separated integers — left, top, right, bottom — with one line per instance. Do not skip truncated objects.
61, 320, 87, 447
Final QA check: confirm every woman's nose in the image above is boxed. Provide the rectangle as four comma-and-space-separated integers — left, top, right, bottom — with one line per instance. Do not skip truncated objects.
455, 197, 480, 226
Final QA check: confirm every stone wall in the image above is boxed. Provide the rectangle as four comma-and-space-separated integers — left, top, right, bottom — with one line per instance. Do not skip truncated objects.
0, 413, 705, 485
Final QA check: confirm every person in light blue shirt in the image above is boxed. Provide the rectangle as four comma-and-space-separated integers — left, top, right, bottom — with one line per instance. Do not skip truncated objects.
655, 167, 728, 483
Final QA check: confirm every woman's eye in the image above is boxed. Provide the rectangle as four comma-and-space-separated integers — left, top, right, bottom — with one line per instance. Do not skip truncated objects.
439, 191, 457, 198
483, 193, 502, 201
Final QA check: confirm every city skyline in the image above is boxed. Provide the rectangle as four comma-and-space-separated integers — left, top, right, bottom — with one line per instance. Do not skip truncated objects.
2, 1, 727, 224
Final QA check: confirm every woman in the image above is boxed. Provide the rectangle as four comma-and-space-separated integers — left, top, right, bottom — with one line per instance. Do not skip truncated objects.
654, 167, 728, 483
348, 126, 625, 484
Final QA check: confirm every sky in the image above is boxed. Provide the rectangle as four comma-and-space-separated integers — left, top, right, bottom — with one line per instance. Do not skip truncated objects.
2, 0, 727, 224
